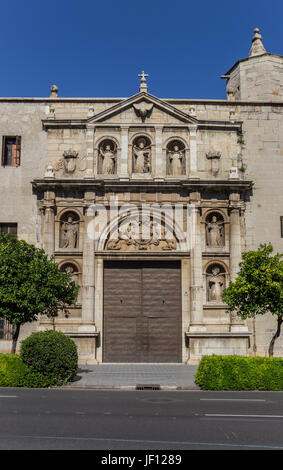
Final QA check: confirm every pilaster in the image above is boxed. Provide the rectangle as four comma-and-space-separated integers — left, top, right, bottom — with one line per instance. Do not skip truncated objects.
120, 125, 129, 180
154, 125, 164, 180
188, 125, 198, 177
229, 193, 248, 331
42, 191, 55, 257
189, 192, 205, 331
81, 202, 96, 332
85, 125, 95, 178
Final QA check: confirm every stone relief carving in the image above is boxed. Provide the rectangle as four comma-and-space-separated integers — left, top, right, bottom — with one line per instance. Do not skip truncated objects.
206, 151, 221, 176
133, 101, 153, 121
206, 214, 224, 246
206, 265, 225, 302
106, 217, 177, 251
63, 149, 79, 174
60, 212, 80, 249
98, 140, 117, 175
132, 137, 151, 173
167, 140, 186, 176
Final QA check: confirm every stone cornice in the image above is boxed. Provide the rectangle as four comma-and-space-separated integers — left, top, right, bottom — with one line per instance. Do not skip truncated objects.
41, 118, 243, 132
32, 178, 253, 192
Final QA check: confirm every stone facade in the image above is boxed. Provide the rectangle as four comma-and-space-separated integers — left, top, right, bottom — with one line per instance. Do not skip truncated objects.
0, 29, 282, 362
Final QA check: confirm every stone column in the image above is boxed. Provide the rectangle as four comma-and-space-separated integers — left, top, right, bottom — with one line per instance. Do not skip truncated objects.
229, 193, 248, 331
43, 191, 55, 257
81, 204, 96, 333
154, 125, 164, 180
189, 193, 205, 331
120, 125, 129, 179
85, 125, 95, 178
188, 125, 198, 177
40, 192, 55, 328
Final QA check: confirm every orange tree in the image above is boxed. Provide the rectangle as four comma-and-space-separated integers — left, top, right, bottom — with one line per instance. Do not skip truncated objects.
222, 244, 283, 357
0, 233, 79, 353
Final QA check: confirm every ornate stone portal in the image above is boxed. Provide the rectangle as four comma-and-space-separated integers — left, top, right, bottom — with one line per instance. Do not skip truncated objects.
33, 71, 254, 364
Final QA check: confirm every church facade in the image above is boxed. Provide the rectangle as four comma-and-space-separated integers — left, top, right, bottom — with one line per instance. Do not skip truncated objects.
0, 29, 282, 362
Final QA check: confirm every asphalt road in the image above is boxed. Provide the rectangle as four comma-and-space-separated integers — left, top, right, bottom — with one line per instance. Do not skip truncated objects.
0, 388, 283, 450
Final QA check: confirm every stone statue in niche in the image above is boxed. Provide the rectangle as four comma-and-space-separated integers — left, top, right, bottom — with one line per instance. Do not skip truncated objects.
60, 214, 79, 249
133, 137, 151, 173
206, 215, 224, 246
168, 144, 184, 176
99, 141, 116, 174
62, 264, 79, 284
207, 266, 225, 302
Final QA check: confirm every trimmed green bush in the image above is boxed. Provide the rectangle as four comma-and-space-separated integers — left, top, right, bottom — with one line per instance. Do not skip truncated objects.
0, 354, 53, 388
20, 330, 78, 386
195, 355, 283, 391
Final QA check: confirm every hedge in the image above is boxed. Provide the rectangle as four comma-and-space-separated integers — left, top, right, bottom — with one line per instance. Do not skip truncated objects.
0, 354, 53, 388
20, 330, 78, 386
195, 355, 283, 390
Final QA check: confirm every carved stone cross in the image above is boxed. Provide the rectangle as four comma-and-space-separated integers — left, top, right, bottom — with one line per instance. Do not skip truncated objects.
138, 71, 149, 92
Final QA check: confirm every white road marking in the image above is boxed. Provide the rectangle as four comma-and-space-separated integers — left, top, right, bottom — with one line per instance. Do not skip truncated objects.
205, 414, 283, 418
200, 399, 266, 402
0, 396, 17, 398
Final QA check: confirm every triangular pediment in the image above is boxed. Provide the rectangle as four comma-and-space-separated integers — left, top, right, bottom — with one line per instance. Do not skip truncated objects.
87, 92, 198, 125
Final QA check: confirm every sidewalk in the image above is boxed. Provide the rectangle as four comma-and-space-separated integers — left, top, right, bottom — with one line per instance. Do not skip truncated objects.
66, 364, 198, 390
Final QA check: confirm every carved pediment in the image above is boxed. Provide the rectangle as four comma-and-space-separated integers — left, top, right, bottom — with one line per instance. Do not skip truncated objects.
87, 92, 198, 126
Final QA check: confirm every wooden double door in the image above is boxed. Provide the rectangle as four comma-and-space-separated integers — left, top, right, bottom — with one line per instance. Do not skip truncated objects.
103, 260, 182, 363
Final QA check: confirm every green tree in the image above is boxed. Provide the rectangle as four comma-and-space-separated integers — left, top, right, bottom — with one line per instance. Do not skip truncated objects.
0, 233, 79, 354
222, 244, 283, 357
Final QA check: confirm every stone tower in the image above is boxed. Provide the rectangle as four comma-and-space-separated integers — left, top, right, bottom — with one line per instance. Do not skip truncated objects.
222, 28, 283, 101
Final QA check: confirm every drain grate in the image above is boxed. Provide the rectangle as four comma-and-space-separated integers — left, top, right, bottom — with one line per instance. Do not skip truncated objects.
136, 384, 161, 391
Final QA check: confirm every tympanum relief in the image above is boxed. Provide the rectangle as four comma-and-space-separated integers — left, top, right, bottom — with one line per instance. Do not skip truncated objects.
106, 217, 177, 251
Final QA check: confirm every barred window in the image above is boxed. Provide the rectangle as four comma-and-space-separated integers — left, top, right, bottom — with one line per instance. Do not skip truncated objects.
0, 223, 17, 235
1, 136, 21, 166
0, 319, 14, 340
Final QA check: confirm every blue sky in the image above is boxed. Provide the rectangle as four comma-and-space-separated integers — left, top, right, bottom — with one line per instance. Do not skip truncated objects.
0, 0, 281, 99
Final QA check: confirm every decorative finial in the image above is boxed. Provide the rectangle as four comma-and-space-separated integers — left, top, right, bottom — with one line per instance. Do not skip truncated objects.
50, 84, 58, 98
249, 27, 266, 57
138, 71, 149, 93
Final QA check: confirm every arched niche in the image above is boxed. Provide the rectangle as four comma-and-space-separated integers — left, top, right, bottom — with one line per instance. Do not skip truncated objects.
204, 262, 228, 303
166, 139, 186, 176
132, 135, 152, 174
59, 261, 82, 303
205, 211, 225, 247
97, 138, 117, 175
59, 211, 80, 249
